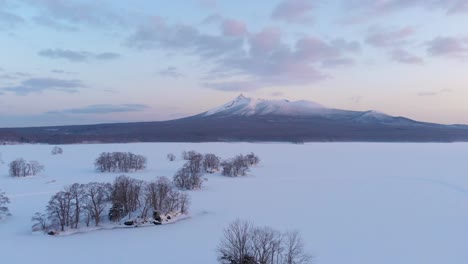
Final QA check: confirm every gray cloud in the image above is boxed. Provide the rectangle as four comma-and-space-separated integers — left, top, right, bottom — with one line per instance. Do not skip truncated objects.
47, 104, 150, 115
0, 71, 31, 80
1, 78, 85, 95
51, 69, 77, 75
39, 49, 121, 62
427, 36, 468, 58
418, 89, 452, 96
271, 91, 285, 97
198, 0, 217, 9
272, 0, 315, 24
32, 16, 78, 31
366, 27, 415, 48
21, 0, 128, 28
390, 49, 424, 64
158, 66, 184, 78
342, 0, 468, 23
0, 9, 24, 30
366, 26, 423, 64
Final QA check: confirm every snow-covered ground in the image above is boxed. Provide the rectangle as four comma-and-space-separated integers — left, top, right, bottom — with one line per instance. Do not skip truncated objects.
0, 143, 467, 264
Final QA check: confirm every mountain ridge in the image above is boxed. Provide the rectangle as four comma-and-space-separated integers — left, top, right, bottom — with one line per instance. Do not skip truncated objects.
1, 94, 468, 144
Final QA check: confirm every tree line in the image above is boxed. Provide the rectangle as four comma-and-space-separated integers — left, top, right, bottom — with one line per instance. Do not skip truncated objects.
33, 175, 189, 233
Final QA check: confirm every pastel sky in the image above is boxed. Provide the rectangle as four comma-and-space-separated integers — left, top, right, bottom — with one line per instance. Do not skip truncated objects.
1, 0, 468, 127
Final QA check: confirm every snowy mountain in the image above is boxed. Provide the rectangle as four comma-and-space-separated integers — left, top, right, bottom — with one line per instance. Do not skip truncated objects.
203, 94, 326, 117
201, 94, 417, 126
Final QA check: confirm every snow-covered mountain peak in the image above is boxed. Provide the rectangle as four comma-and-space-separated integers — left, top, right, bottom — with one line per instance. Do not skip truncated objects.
204, 94, 327, 117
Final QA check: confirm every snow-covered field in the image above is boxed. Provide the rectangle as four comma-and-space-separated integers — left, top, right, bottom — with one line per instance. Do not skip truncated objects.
1, 143, 468, 264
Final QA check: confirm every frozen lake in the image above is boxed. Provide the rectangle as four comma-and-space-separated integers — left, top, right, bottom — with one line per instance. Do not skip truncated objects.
1, 143, 467, 264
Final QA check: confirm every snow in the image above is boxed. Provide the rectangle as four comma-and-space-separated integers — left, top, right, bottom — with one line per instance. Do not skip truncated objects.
204, 94, 326, 116
1, 143, 468, 264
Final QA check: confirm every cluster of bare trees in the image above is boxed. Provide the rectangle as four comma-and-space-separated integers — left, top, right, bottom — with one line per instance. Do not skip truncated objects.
95, 152, 147, 173
218, 220, 312, 264
173, 150, 260, 188
221, 153, 260, 177
109, 175, 189, 222
33, 182, 112, 232
51, 146, 63, 155
33, 176, 190, 233
174, 151, 222, 190
9, 158, 44, 177
0, 189, 10, 220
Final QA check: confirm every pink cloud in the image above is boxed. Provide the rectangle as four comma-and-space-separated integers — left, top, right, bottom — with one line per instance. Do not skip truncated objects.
222, 19, 248, 37
249, 27, 283, 54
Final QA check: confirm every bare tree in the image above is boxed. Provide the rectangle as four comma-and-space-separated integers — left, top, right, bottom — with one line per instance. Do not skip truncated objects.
252, 227, 283, 264
179, 192, 190, 214
167, 153, 176, 161
110, 175, 143, 218
9, 158, 26, 177
29, 161, 44, 176
203, 153, 221, 173
51, 146, 63, 155
218, 219, 254, 264
47, 191, 72, 231
83, 182, 112, 226
0, 189, 10, 220
282, 231, 312, 264
66, 183, 85, 229
31, 212, 49, 232
173, 163, 202, 190
221, 161, 234, 177
145, 176, 189, 217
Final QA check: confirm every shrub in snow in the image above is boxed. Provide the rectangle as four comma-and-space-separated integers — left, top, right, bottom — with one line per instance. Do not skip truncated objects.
244, 152, 260, 166
203, 153, 220, 173
218, 220, 312, 264
95, 152, 147, 173
108, 203, 124, 222
9, 159, 44, 177
51, 146, 63, 155
167, 153, 176, 161
0, 189, 11, 220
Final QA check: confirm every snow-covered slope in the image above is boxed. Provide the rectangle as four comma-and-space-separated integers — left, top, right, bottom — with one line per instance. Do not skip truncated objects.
203, 94, 327, 117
